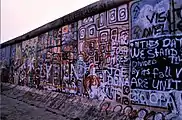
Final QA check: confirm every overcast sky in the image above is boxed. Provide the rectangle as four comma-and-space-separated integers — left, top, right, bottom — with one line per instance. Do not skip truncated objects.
1, 0, 98, 43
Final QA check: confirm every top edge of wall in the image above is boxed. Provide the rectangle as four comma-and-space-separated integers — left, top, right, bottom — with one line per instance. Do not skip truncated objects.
0, 0, 131, 49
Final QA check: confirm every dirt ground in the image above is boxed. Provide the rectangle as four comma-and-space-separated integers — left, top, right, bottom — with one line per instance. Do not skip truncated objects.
0, 94, 69, 120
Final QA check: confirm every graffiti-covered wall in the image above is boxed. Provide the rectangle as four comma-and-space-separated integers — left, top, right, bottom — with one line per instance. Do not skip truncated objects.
0, 0, 182, 119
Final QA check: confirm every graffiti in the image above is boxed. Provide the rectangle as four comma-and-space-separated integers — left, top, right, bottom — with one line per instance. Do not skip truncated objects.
77, 3, 130, 102
37, 32, 48, 51
129, 2, 182, 118
131, 0, 182, 39
99, 100, 168, 120
130, 35, 182, 110
1, 46, 11, 67
21, 37, 38, 87
0, 0, 182, 119
83, 63, 100, 98
8, 44, 16, 83
130, 36, 182, 90
61, 23, 80, 94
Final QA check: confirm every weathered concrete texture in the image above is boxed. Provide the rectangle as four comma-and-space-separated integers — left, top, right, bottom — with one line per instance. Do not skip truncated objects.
1, 83, 139, 120
3, 83, 179, 120
2, 82, 182, 120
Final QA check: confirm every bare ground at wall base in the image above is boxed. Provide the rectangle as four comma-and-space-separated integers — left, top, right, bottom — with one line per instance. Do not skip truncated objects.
0, 94, 70, 120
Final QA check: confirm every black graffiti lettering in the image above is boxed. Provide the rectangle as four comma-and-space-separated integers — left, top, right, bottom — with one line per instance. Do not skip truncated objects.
158, 12, 167, 23
142, 27, 153, 38
146, 12, 155, 23
132, 26, 142, 39
122, 97, 130, 105
146, 12, 167, 24
133, 4, 140, 20
142, 24, 169, 38
154, 24, 163, 34
123, 85, 130, 95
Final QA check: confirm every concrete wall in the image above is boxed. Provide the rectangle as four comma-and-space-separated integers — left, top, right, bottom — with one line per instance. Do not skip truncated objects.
1, 0, 182, 119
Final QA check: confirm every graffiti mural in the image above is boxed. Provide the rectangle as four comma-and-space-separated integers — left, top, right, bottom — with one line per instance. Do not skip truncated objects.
37, 29, 62, 90
0, 0, 182, 119
131, 0, 182, 39
130, 0, 182, 119
61, 23, 79, 94
0, 46, 11, 82
21, 37, 38, 87
78, 14, 100, 98
1, 46, 11, 66
9, 44, 16, 83
77, 3, 130, 102
130, 35, 182, 119
12, 43, 23, 85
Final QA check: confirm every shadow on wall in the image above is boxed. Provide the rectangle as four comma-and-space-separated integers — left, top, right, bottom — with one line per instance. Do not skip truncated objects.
0, 61, 9, 83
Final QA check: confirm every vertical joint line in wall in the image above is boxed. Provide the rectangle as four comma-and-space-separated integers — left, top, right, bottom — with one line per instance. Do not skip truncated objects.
60, 28, 62, 90
169, 0, 172, 34
172, 0, 176, 35
128, 1, 134, 88
76, 22, 78, 58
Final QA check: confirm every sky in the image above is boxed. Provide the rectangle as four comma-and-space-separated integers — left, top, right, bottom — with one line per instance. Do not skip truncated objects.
1, 0, 98, 44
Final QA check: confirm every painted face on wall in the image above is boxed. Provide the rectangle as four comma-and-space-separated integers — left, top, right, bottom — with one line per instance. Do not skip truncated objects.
46, 51, 52, 59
